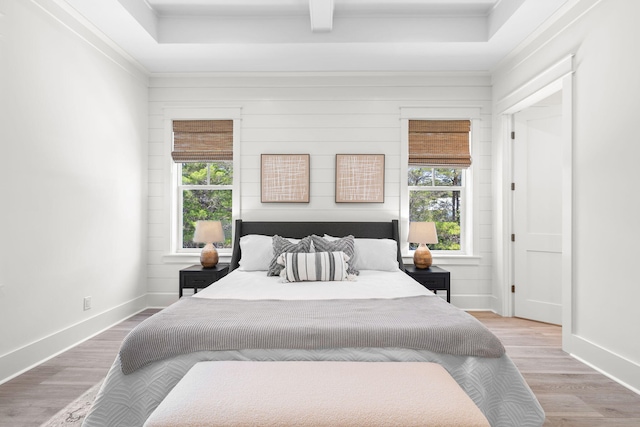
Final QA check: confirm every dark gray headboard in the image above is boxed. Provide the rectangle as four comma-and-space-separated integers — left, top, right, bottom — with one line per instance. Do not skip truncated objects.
229, 219, 403, 272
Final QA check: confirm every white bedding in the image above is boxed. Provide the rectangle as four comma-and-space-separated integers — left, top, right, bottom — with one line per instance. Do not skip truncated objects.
193, 269, 432, 300
83, 269, 545, 427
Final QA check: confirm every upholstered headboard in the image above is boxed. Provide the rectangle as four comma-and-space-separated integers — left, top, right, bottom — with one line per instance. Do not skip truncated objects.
229, 219, 403, 272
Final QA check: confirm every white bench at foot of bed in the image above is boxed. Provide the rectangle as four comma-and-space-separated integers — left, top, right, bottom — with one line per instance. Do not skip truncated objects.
143, 361, 490, 427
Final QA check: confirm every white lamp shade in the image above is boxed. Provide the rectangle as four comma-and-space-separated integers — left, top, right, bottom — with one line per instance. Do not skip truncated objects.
193, 220, 225, 243
407, 222, 438, 245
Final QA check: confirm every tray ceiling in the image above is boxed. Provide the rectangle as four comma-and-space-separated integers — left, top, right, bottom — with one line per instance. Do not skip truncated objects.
60, 0, 571, 73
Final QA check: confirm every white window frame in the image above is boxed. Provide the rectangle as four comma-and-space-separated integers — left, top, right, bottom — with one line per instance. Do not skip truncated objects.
163, 107, 242, 257
400, 107, 481, 262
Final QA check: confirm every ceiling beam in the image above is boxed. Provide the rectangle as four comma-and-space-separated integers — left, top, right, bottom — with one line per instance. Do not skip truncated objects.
117, 0, 159, 40
309, 0, 334, 33
487, 0, 526, 39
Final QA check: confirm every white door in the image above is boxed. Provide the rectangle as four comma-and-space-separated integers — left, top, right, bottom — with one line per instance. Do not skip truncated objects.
513, 102, 563, 325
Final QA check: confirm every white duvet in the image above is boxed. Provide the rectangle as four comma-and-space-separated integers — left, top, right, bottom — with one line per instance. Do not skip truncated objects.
83, 269, 545, 427
193, 269, 431, 300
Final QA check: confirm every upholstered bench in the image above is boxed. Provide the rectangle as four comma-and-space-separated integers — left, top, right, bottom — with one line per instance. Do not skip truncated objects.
144, 361, 490, 427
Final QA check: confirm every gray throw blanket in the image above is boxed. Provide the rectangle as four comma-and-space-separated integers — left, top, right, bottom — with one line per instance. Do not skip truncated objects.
119, 296, 505, 374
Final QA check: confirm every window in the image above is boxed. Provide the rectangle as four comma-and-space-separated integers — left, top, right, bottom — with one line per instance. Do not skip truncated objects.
408, 167, 464, 250
408, 120, 471, 252
177, 162, 232, 249
172, 120, 233, 251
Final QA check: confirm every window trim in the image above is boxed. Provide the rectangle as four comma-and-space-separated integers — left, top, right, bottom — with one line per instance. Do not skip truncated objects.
163, 107, 242, 257
400, 107, 481, 258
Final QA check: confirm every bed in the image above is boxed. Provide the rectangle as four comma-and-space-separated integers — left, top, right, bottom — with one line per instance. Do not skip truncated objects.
82, 220, 545, 427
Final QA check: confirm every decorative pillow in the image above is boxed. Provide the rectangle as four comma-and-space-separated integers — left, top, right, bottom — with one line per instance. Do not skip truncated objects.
324, 235, 399, 272
238, 235, 273, 271
311, 235, 358, 275
277, 251, 350, 282
267, 235, 312, 276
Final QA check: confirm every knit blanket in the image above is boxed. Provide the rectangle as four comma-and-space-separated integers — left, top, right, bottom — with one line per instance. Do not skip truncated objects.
119, 296, 505, 374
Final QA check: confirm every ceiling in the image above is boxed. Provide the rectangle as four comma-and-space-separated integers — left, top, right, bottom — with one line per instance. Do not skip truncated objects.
61, 0, 571, 74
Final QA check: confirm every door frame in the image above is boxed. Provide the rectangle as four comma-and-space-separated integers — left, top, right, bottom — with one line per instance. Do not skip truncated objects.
496, 55, 574, 352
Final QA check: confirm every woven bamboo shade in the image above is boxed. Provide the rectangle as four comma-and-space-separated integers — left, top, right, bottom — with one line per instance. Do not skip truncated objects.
172, 120, 233, 162
409, 120, 471, 167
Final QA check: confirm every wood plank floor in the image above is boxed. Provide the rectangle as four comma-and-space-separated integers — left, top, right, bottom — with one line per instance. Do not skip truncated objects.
1, 309, 639, 426
472, 311, 640, 426
0, 310, 158, 427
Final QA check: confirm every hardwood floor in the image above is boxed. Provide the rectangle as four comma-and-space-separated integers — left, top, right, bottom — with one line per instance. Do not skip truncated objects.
0, 310, 159, 427
1, 309, 639, 426
472, 311, 640, 426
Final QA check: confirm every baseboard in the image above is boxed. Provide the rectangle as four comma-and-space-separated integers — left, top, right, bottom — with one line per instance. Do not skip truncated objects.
450, 294, 494, 311
571, 335, 640, 395
0, 295, 147, 385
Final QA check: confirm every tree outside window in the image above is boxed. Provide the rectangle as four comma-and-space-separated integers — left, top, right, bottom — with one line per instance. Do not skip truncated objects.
179, 162, 232, 249
408, 167, 464, 250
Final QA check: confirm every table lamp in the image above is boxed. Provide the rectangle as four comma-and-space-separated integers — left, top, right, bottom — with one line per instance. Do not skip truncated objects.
193, 220, 224, 268
407, 222, 438, 269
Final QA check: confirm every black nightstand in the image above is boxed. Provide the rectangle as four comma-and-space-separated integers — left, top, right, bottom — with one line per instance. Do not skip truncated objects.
404, 265, 451, 303
179, 264, 229, 297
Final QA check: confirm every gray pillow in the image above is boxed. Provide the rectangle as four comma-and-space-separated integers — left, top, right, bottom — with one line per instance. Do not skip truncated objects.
267, 235, 312, 276
311, 235, 358, 275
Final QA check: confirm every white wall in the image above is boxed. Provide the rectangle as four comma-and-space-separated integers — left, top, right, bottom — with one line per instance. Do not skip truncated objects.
147, 73, 494, 310
0, 0, 148, 383
492, 0, 640, 392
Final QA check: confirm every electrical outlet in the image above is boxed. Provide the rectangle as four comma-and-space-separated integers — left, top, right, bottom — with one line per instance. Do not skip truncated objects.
83, 296, 92, 311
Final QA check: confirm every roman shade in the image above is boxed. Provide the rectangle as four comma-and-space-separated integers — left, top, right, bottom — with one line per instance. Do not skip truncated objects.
172, 120, 233, 162
409, 120, 471, 168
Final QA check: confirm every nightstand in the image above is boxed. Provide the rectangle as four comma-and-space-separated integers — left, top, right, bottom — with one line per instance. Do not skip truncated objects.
404, 265, 451, 303
179, 263, 229, 297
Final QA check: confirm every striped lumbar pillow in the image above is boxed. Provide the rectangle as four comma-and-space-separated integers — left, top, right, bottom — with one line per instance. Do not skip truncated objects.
278, 251, 351, 282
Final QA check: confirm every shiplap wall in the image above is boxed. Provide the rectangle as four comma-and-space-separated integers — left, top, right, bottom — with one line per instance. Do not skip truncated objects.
147, 74, 493, 309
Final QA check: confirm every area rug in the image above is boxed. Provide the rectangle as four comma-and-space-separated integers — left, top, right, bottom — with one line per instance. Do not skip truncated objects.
40, 380, 103, 427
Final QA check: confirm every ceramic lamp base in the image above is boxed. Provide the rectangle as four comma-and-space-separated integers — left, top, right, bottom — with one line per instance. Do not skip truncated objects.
413, 243, 433, 269
200, 243, 219, 268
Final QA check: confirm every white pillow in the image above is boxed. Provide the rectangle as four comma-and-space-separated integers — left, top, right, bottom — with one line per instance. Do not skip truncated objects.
238, 235, 273, 271
277, 251, 351, 282
324, 235, 399, 272
353, 238, 400, 271
238, 235, 302, 271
